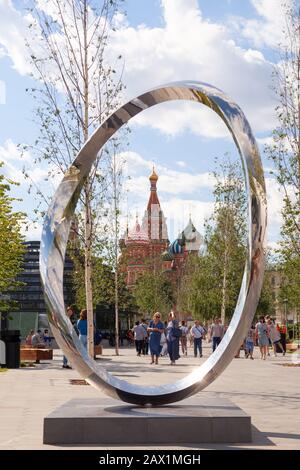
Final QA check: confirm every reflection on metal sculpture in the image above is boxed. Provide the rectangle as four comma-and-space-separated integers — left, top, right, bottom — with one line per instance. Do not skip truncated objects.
40, 81, 267, 406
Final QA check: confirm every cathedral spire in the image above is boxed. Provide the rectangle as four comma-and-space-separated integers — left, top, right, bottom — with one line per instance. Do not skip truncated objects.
147, 166, 160, 210
144, 167, 168, 241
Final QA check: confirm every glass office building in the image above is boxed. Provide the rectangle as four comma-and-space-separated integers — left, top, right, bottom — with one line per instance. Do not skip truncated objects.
6, 241, 75, 339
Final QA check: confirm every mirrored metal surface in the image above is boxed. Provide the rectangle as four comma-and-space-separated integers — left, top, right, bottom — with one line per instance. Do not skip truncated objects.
40, 81, 267, 405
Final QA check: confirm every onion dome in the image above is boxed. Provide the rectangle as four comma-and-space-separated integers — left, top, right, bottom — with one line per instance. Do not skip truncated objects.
125, 216, 149, 245
168, 238, 184, 255
149, 167, 158, 182
181, 217, 203, 252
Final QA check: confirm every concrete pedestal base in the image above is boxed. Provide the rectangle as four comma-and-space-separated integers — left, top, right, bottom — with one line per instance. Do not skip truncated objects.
44, 395, 251, 445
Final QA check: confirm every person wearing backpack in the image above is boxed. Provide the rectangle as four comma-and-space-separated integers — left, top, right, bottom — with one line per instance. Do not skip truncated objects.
166, 311, 181, 365
191, 320, 206, 358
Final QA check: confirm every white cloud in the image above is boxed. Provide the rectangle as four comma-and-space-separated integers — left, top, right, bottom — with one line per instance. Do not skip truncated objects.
238, 0, 292, 49
0, 79, 5, 104
0, 138, 32, 163
161, 197, 213, 240
0, 0, 34, 75
265, 176, 284, 242
257, 136, 275, 146
257, 134, 291, 154
0, 140, 24, 182
121, 148, 217, 241
131, 101, 229, 139
176, 160, 186, 168
0, 0, 279, 139
21, 219, 42, 241
108, 0, 277, 138
123, 150, 287, 244
0, 138, 63, 195
0, 0, 112, 100
122, 150, 215, 196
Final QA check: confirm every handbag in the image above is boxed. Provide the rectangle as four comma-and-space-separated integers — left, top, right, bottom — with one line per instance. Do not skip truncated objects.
160, 332, 166, 345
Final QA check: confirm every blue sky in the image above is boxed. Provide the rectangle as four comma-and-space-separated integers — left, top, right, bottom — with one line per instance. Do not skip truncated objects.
0, 0, 288, 246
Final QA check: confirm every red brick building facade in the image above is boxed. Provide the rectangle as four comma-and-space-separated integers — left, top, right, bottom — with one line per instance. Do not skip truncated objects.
120, 169, 202, 289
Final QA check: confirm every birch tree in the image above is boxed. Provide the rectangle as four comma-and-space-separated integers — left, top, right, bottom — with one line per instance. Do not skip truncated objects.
209, 159, 247, 324
177, 158, 247, 323
23, 0, 124, 357
265, 1, 300, 311
0, 163, 25, 320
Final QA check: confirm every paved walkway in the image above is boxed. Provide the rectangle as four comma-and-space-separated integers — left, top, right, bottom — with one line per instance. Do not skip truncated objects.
0, 343, 300, 449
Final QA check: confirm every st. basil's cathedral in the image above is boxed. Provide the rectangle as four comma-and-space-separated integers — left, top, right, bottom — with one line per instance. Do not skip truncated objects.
119, 169, 203, 290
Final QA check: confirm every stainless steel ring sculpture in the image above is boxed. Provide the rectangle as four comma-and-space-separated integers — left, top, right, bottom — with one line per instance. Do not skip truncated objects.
40, 81, 267, 406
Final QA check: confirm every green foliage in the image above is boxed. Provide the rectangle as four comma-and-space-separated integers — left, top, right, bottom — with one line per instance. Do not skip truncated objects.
132, 271, 174, 318
265, 3, 300, 311
256, 268, 276, 317
278, 250, 300, 310
177, 157, 247, 322
0, 163, 25, 315
177, 254, 219, 319
69, 245, 132, 312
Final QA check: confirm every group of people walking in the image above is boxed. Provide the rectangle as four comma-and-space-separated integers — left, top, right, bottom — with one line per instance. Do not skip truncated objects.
131, 313, 226, 366
62, 306, 102, 368
235, 315, 286, 360
132, 312, 179, 365
132, 313, 287, 365
252, 315, 286, 360
148, 311, 181, 365
33, 307, 286, 370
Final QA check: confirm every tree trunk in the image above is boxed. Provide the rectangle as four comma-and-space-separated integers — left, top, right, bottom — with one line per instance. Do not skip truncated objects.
220, 245, 228, 325
85, 189, 94, 358
115, 264, 119, 355
113, 151, 119, 355
221, 206, 230, 325
83, 0, 94, 358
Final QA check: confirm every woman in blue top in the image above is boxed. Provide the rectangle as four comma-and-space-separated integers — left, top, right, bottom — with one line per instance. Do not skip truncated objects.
255, 315, 269, 360
77, 309, 87, 349
147, 312, 164, 365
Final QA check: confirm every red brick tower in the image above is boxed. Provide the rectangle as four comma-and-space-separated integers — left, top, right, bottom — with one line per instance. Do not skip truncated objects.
121, 169, 169, 287
143, 168, 169, 262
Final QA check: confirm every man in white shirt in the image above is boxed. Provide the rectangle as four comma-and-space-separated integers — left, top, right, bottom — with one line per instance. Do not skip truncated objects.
191, 320, 206, 358
132, 321, 147, 356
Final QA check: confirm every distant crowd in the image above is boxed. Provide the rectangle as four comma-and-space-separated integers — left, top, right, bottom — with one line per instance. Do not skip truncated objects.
25, 328, 52, 348
129, 313, 287, 366
25, 308, 287, 369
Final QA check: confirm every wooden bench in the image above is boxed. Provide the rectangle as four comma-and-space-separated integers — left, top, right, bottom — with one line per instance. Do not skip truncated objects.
286, 343, 299, 352
20, 347, 53, 363
94, 344, 103, 357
